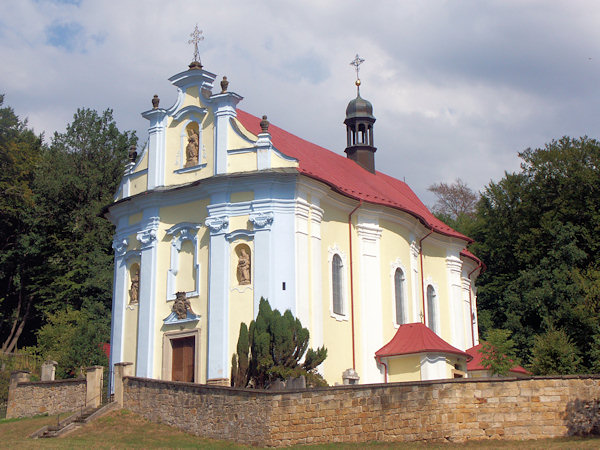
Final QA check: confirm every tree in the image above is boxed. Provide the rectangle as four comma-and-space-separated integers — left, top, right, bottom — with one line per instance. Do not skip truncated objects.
32, 108, 136, 315
0, 95, 44, 352
231, 298, 327, 388
428, 178, 479, 235
472, 136, 600, 369
33, 300, 110, 378
479, 328, 519, 376
529, 328, 581, 375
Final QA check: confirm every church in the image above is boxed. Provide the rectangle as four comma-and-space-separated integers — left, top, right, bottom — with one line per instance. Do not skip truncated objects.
106, 46, 482, 388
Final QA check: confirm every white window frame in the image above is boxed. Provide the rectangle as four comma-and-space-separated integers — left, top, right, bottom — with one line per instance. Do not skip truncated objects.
166, 223, 202, 301
328, 244, 348, 321
390, 258, 408, 327
426, 281, 440, 335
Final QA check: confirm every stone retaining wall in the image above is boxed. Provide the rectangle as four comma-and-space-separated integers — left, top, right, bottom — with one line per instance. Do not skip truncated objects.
7, 378, 86, 418
122, 375, 600, 446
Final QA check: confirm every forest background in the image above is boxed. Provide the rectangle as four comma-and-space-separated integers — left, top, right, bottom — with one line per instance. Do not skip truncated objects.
1, 94, 599, 388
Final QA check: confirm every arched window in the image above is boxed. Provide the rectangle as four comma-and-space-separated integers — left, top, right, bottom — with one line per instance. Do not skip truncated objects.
427, 285, 438, 333
332, 254, 344, 315
394, 268, 405, 325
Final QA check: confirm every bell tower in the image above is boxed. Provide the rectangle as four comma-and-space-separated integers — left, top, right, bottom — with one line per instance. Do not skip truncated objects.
344, 54, 377, 173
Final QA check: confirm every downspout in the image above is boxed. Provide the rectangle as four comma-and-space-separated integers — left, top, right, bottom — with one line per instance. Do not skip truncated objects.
467, 261, 483, 347
348, 199, 362, 370
419, 227, 434, 326
376, 356, 388, 383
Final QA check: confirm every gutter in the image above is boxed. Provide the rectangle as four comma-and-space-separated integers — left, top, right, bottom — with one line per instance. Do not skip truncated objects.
467, 260, 483, 347
348, 200, 362, 370
419, 227, 434, 326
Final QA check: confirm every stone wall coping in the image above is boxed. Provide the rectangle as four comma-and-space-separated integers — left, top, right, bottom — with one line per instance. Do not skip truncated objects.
124, 373, 600, 395
15, 378, 86, 387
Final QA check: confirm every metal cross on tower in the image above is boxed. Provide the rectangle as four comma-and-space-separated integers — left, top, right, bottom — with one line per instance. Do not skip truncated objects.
188, 25, 204, 64
350, 54, 365, 82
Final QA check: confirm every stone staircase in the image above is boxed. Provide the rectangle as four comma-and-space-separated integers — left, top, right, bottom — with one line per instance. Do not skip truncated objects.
30, 401, 119, 439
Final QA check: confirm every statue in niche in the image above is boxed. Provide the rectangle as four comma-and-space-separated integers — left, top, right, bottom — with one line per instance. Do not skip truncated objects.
237, 247, 251, 285
129, 267, 140, 304
173, 291, 195, 319
185, 127, 199, 168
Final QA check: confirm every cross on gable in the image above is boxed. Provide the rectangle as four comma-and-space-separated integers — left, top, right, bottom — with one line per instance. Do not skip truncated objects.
188, 25, 204, 64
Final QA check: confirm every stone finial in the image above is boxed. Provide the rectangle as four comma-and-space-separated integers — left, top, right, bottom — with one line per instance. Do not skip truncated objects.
342, 368, 360, 385
189, 60, 203, 70
152, 94, 160, 109
41, 360, 58, 381
220, 76, 229, 93
128, 145, 137, 163
260, 115, 269, 133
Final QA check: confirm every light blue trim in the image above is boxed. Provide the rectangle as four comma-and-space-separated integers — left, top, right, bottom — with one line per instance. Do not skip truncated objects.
225, 229, 255, 241
166, 223, 202, 301
174, 163, 207, 174
206, 213, 230, 380
135, 212, 159, 378
163, 310, 201, 325
172, 105, 207, 122
227, 147, 256, 155
141, 109, 167, 189
229, 117, 257, 145
108, 247, 128, 394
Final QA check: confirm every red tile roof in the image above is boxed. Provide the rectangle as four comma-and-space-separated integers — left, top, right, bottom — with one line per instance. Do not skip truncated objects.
236, 109, 472, 243
466, 344, 529, 375
375, 322, 472, 360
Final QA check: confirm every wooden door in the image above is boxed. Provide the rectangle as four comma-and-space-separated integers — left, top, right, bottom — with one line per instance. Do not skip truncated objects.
171, 336, 195, 382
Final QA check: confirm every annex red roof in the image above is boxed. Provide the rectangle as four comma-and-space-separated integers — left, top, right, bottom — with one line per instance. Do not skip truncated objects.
466, 344, 529, 375
375, 322, 472, 360
236, 109, 471, 243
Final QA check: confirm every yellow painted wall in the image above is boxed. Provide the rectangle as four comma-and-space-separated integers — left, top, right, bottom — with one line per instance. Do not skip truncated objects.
421, 240, 451, 341
128, 172, 148, 197
228, 152, 257, 173
152, 199, 210, 382
387, 355, 421, 382
128, 212, 143, 226
231, 118, 257, 142
378, 219, 414, 348
228, 121, 256, 150
228, 240, 255, 367
230, 191, 253, 203
270, 150, 297, 169
123, 262, 140, 372
319, 201, 354, 385
132, 146, 148, 173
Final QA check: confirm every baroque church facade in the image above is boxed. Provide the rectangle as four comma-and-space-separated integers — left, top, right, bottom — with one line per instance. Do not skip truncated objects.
107, 54, 482, 388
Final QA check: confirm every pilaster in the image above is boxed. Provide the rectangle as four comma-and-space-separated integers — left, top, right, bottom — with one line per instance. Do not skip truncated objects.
205, 213, 230, 381
135, 214, 159, 378
294, 197, 311, 329
249, 210, 274, 315
141, 109, 167, 189
356, 216, 383, 384
109, 236, 128, 392
309, 201, 324, 349
446, 254, 465, 350
211, 92, 243, 174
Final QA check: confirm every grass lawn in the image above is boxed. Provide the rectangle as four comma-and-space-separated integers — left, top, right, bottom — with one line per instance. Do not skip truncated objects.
1, 409, 600, 449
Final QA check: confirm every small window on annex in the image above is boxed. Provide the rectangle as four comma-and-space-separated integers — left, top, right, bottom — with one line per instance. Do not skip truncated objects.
332, 254, 344, 315
426, 284, 438, 334
394, 268, 405, 325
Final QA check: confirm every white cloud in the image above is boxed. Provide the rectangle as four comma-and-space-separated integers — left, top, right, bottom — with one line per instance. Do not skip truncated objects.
2, 0, 600, 207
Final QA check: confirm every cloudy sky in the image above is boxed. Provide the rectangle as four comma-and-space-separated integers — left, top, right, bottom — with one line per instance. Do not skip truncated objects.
2, 0, 599, 206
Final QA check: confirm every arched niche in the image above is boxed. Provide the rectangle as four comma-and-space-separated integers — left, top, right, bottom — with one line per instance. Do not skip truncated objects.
128, 263, 140, 305
235, 243, 252, 285
184, 121, 200, 168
